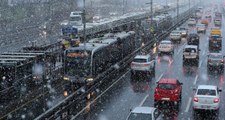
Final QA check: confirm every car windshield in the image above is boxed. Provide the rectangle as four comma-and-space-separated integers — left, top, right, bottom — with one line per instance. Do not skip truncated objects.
209, 55, 223, 59
185, 48, 196, 52
160, 41, 171, 44
133, 58, 147, 63
158, 83, 176, 90
128, 113, 152, 120
197, 89, 216, 96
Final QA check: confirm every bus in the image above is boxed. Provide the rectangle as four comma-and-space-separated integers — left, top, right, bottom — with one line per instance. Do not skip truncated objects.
61, 25, 80, 47
63, 31, 135, 92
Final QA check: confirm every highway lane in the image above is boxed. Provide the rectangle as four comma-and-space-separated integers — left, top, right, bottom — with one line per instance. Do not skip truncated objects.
72, 8, 225, 120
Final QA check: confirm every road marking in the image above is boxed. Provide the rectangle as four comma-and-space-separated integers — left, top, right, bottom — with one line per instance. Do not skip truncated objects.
198, 61, 202, 68
177, 43, 186, 55
157, 74, 163, 82
71, 70, 130, 119
203, 51, 205, 55
139, 94, 149, 106
177, 47, 183, 55
193, 75, 198, 85
185, 97, 192, 112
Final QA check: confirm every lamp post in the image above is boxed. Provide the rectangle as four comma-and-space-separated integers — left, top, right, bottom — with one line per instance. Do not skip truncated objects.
146, 0, 153, 37
83, 0, 86, 48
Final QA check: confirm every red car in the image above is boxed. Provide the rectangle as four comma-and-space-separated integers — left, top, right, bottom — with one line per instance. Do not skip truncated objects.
154, 78, 183, 106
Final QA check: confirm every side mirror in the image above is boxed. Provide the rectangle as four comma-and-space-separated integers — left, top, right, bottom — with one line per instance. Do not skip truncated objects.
219, 89, 222, 92
198, 49, 201, 51
180, 83, 183, 85
193, 87, 196, 91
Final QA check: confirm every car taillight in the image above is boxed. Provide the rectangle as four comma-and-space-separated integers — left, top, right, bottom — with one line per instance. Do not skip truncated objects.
144, 64, 149, 66
214, 98, 219, 103
193, 97, 198, 102
208, 59, 211, 62
221, 60, 224, 63
155, 89, 158, 93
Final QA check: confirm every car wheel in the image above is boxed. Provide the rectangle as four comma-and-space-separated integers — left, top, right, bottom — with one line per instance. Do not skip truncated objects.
154, 101, 159, 108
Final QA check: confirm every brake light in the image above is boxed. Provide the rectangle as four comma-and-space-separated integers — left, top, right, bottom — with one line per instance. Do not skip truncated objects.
208, 59, 211, 62
214, 98, 219, 103
221, 60, 224, 63
144, 63, 149, 66
193, 97, 198, 102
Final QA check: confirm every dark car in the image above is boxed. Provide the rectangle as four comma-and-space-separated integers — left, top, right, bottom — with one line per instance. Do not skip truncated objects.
187, 32, 200, 47
207, 53, 224, 72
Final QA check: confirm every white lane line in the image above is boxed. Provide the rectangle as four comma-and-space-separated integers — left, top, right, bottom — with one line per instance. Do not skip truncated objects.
185, 97, 192, 112
157, 74, 163, 82
71, 70, 130, 119
177, 48, 182, 55
139, 94, 149, 106
193, 75, 199, 85
198, 60, 202, 68
177, 43, 186, 55
203, 51, 205, 55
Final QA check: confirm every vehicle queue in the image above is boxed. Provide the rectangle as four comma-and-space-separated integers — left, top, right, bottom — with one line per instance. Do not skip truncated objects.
127, 4, 224, 120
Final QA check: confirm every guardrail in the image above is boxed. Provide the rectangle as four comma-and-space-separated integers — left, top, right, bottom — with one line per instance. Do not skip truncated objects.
34, 5, 197, 120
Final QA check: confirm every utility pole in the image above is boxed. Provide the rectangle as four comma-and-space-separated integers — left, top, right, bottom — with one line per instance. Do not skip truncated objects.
123, 0, 125, 15
83, 0, 86, 48
189, 0, 190, 16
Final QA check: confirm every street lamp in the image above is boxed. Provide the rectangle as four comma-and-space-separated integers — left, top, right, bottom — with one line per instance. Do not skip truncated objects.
82, 0, 86, 48
146, 0, 153, 36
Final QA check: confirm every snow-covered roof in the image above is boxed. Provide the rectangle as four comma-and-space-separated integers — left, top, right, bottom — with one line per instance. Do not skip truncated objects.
131, 107, 155, 114
134, 55, 150, 59
197, 85, 217, 90
184, 45, 198, 49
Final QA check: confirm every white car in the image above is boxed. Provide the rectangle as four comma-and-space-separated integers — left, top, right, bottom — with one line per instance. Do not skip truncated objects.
188, 18, 197, 26
126, 107, 163, 120
169, 30, 182, 42
193, 85, 222, 112
196, 24, 206, 33
158, 40, 174, 55
131, 54, 155, 75
176, 27, 188, 37
183, 45, 200, 65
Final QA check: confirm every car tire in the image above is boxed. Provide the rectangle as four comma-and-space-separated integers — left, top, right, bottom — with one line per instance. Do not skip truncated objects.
154, 101, 159, 108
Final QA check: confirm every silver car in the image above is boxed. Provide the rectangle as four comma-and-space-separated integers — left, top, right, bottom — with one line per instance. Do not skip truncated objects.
126, 107, 163, 120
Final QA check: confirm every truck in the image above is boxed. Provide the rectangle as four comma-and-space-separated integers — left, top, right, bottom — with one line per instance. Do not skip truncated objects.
69, 11, 94, 26
209, 28, 222, 51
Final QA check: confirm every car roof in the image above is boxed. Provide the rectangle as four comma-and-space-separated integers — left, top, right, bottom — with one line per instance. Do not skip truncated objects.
196, 23, 205, 26
131, 107, 155, 114
197, 85, 217, 90
208, 53, 222, 56
184, 45, 198, 49
160, 40, 172, 43
158, 78, 177, 84
134, 55, 150, 59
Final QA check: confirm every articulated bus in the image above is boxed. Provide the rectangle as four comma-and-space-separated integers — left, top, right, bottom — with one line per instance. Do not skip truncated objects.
63, 31, 135, 93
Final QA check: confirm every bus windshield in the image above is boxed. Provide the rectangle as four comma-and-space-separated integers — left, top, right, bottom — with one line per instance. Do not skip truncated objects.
65, 50, 91, 77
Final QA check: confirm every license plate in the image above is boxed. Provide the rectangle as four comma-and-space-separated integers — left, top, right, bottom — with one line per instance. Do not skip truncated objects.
161, 98, 170, 101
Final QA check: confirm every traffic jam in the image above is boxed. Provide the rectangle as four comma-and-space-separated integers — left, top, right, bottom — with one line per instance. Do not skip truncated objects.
0, 0, 224, 120
81, 3, 225, 120
126, 4, 224, 120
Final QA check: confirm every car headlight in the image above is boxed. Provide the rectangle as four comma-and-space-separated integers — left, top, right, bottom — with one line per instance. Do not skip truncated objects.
63, 76, 69, 81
